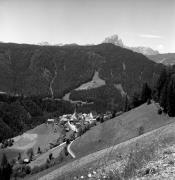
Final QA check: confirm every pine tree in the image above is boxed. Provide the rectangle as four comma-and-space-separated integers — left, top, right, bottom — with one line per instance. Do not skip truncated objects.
1, 153, 8, 168
159, 68, 172, 113
17, 152, 21, 161
140, 82, 152, 103
0, 153, 12, 180
123, 94, 129, 112
159, 80, 168, 113
131, 92, 141, 108
156, 67, 167, 99
167, 75, 175, 116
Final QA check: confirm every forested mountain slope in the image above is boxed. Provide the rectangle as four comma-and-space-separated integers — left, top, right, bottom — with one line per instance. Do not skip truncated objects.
0, 43, 163, 111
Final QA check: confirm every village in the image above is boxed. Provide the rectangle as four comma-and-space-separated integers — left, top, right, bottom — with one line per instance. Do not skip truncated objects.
48, 110, 118, 143
0, 109, 122, 178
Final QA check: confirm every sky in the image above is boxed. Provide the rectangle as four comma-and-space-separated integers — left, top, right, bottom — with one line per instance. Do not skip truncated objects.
0, 0, 175, 53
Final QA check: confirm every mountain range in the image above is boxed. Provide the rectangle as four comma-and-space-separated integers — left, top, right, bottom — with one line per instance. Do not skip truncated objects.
103, 34, 175, 65
0, 42, 163, 112
103, 34, 159, 56
148, 53, 175, 65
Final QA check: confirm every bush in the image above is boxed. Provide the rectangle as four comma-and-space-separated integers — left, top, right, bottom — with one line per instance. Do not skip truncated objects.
90, 121, 96, 128
158, 108, 162, 115
64, 146, 69, 156
137, 126, 144, 136
24, 165, 31, 174
27, 148, 34, 161
85, 123, 90, 131
12, 164, 29, 178
49, 153, 53, 161
37, 146, 42, 154
147, 99, 151, 105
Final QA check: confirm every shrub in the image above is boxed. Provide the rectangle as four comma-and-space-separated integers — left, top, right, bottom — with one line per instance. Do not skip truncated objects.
12, 164, 29, 178
147, 99, 151, 105
27, 148, 34, 161
0, 153, 12, 180
49, 153, 53, 161
37, 146, 42, 154
137, 126, 144, 136
85, 123, 90, 131
17, 153, 21, 161
64, 146, 69, 156
24, 165, 31, 174
158, 108, 162, 115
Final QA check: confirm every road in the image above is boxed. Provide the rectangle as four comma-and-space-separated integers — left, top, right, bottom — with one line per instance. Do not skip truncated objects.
67, 140, 76, 159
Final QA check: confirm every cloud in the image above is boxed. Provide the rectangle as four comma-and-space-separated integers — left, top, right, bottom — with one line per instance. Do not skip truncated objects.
139, 34, 163, 39
157, 44, 164, 50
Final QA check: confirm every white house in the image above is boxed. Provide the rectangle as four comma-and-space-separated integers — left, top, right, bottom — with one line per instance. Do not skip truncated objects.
67, 121, 78, 132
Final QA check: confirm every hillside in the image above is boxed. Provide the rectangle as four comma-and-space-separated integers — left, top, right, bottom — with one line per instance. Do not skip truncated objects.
0, 123, 62, 162
148, 53, 175, 65
130, 46, 159, 56
71, 103, 174, 158
27, 103, 175, 180
0, 43, 163, 113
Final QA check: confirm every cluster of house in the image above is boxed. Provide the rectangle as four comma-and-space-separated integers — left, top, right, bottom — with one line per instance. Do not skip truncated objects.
46, 110, 123, 137
59, 112, 97, 133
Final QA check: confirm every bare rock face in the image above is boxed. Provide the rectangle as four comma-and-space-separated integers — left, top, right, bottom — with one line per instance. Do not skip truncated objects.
103, 34, 124, 47
130, 46, 159, 56
103, 34, 159, 56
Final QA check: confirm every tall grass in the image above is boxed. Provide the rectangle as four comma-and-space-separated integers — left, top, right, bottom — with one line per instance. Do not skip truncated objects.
62, 134, 175, 180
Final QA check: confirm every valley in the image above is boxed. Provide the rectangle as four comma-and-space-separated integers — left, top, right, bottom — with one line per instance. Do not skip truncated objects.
0, 0, 174, 179
0, 42, 174, 180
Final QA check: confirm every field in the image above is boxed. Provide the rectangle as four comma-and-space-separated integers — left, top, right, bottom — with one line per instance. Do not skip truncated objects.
75, 71, 106, 90
0, 123, 62, 162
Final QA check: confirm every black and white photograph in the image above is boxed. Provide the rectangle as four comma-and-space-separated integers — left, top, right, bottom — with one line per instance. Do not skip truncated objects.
0, 0, 175, 179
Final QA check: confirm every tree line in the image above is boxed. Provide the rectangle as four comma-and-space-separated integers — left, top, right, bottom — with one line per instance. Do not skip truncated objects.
153, 66, 175, 116
0, 94, 74, 143
124, 66, 175, 118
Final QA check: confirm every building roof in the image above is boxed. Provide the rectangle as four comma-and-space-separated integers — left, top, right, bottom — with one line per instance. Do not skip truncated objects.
47, 119, 55, 122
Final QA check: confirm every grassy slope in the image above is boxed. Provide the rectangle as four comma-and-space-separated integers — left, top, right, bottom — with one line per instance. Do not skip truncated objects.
31, 115, 175, 180
0, 148, 22, 162
0, 123, 62, 162
26, 103, 175, 180
26, 123, 62, 153
71, 103, 173, 158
